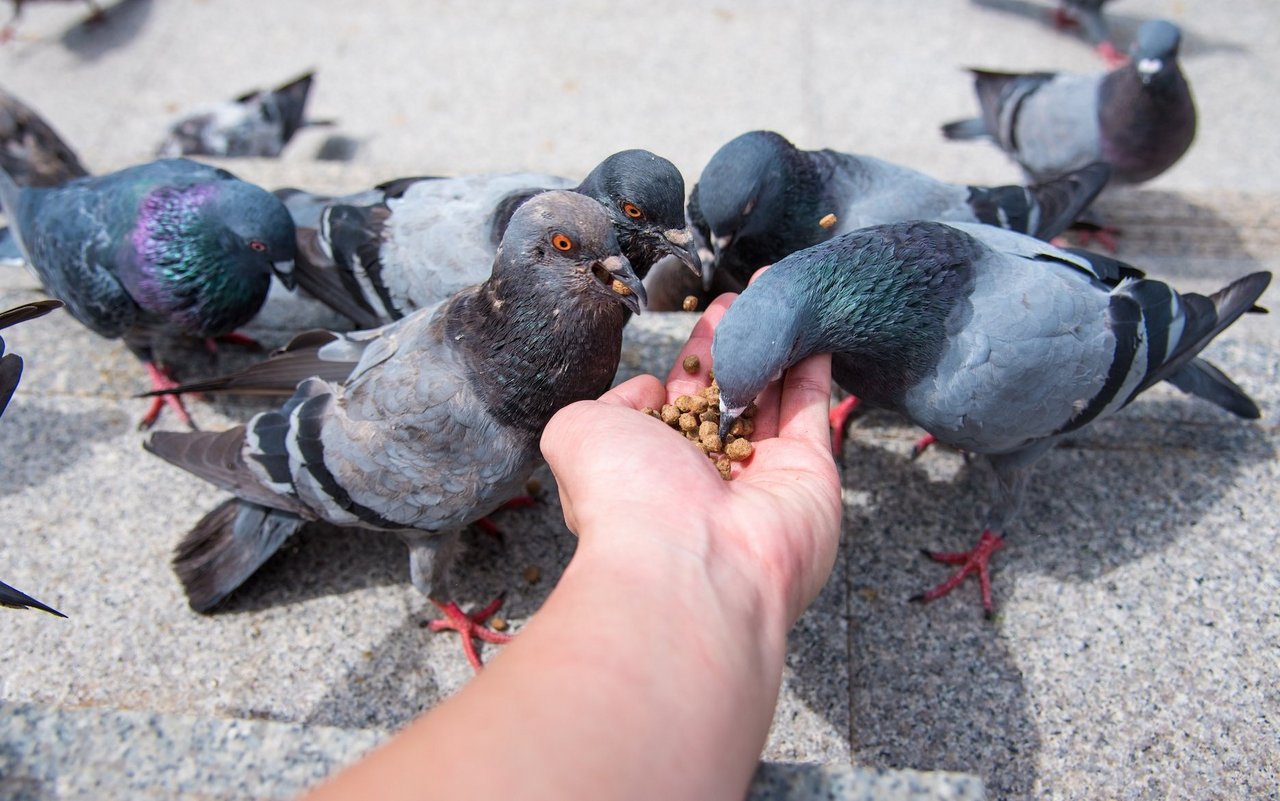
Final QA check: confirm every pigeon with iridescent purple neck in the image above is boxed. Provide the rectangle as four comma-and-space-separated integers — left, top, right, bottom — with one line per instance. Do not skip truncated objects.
0, 158, 296, 428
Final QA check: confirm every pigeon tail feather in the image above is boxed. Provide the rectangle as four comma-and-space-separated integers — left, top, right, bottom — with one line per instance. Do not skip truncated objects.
173, 498, 304, 612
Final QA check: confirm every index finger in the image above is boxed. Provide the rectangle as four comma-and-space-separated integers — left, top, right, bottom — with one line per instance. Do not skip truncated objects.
664, 292, 737, 401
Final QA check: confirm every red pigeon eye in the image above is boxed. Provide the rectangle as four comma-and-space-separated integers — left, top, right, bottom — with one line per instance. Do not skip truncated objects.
248, 240, 268, 252
551, 233, 574, 251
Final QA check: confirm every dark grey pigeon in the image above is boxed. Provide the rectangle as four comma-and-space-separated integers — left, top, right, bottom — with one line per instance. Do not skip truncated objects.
289, 149, 702, 328
942, 19, 1196, 186
156, 72, 329, 159
0, 86, 88, 193
653, 130, 1109, 307
712, 220, 1268, 615
145, 191, 644, 670
1, 298, 66, 618
0, 158, 297, 428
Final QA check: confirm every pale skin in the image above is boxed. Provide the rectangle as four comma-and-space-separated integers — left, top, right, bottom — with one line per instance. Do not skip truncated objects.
302, 293, 843, 801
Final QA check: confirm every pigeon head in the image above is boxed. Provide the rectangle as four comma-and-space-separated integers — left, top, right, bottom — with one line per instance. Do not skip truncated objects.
1131, 20, 1183, 85
711, 258, 809, 439
492, 190, 645, 315
695, 131, 818, 282
575, 149, 702, 283
205, 178, 299, 290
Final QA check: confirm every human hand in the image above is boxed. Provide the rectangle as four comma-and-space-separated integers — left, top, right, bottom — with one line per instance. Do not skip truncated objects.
541, 293, 843, 627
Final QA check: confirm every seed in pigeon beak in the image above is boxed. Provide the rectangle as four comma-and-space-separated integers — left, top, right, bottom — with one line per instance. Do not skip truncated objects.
611, 278, 633, 296
819, 213, 838, 229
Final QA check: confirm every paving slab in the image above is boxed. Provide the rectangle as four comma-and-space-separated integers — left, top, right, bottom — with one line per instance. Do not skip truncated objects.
1, 2, 1278, 800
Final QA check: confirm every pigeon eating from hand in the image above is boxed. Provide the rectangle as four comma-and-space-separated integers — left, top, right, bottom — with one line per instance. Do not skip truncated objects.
0, 297, 67, 617
942, 20, 1195, 188
0, 86, 88, 192
0, 158, 297, 428
673, 129, 1109, 300
286, 149, 702, 327
711, 220, 1268, 616
156, 72, 329, 159
145, 191, 645, 669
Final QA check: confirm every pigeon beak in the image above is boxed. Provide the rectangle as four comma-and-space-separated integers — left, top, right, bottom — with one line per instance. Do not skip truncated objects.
661, 227, 710, 289
1136, 57, 1162, 84
717, 399, 746, 441
273, 259, 297, 290
593, 253, 646, 314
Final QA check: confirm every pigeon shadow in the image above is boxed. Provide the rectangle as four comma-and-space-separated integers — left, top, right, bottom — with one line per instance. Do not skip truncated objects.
1089, 189, 1267, 281
833, 387, 1273, 798
188, 521, 410, 616
58, 0, 154, 61
966, 0, 1246, 59
0, 402, 126, 496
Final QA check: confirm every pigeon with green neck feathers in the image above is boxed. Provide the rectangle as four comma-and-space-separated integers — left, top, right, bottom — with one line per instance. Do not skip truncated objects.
0, 158, 297, 428
145, 191, 645, 670
712, 221, 1268, 616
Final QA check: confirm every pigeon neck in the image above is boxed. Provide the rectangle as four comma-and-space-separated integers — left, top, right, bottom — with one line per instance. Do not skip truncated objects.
124, 184, 272, 336
1097, 65, 1195, 183
449, 279, 627, 433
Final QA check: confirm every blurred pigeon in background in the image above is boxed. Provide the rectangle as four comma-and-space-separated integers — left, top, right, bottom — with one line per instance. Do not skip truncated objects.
0, 158, 296, 428
156, 71, 329, 159
145, 191, 645, 669
287, 149, 701, 328
1052, 0, 1125, 65
712, 220, 1268, 615
660, 129, 1110, 307
0, 297, 66, 617
942, 20, 1195, 187
0, 85, 88, 193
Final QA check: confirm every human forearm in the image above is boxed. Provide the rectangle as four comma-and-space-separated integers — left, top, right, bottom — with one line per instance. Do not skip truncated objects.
303, 531, 791, 801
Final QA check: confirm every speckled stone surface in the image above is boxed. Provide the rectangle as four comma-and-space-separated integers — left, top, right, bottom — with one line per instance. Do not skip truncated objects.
1, 2, 1278, 799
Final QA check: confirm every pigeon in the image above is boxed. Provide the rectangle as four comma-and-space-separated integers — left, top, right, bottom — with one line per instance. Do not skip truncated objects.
0, 158, 297, 428
156, 72, 328, 159
0, 86, 88, 193
711, 220, 1269, 615
941, 20, 1196, 188
289, 149, 703, 328
1051, 0, 1126, 65
144, 191, 645, 669
659, 130, 1110, 305
0, 297, 67, 617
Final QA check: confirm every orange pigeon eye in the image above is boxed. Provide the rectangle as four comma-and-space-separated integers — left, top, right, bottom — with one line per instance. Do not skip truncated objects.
622, 202, 644, 219
551, 233, 574, 251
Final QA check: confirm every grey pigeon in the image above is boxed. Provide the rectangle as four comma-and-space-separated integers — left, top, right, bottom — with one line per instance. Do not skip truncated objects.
144, 191, 644, 669
0, 158, 297, 428
0, 86, 88, 193
942, 20, 1196, 187
652, 130, 1109, 307
290, 149, 702, 328
712, 220, 1268, 614
156, 72, 328, 159
0, 298, 66, 618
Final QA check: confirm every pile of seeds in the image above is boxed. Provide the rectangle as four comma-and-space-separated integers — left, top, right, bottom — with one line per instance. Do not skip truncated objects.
642, 362, 756, 480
